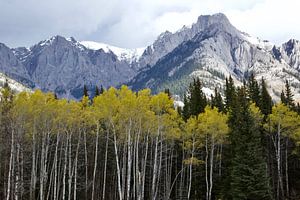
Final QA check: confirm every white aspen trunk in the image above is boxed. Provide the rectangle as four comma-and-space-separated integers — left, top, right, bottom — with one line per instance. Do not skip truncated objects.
132, 132, 139, 199
126, 119, 132, 200
91, 123, 99, 200
44, 131, 50, 197
122, 142, 127, 200
166, 146, 173, 199
62, 135, 68, 200
102, 129, 109, 200
154, 135, 163, 200
151, 135, 159, 200
83, 130, 88, 200
73, 131, 81, 200
277, 123, 284, 198
30, 126, 37, 200
54, 132, 60, 200
205, 135, 209, 200
6, 129, 14, 200
135, 121, 141, 200
168, 166, 187, 200
40, 132, 45, 200
68, 132, 72, 200
111, 122, 123, 200
141, 134, 149, 200
187, 136, 195, 200
44, 131, 50, 200
15, 140, 20, 200
56, 136, 64, 200
208, 138, 215, 200
20, 146, 24, 200
46, 152, 55, 200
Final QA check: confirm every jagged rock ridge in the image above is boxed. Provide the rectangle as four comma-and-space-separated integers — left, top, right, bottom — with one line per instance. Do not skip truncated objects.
0, 13, 300, 101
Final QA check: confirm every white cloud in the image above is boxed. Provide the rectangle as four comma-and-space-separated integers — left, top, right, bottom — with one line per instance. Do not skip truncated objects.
0, 0, 299, 48
226, 0, 300, 44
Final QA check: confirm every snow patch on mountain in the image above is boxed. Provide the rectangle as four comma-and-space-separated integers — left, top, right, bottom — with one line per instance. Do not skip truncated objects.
0, 72, 31, 93
80, 41, 145, 62
242, 33, 274, 51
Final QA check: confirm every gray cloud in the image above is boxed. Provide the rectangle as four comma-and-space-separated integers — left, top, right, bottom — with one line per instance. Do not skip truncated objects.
0, 0, 299, 48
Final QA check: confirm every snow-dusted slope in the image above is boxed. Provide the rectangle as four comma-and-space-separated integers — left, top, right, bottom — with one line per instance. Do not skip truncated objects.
0, 72, 31, 93
80, 41, 145, 63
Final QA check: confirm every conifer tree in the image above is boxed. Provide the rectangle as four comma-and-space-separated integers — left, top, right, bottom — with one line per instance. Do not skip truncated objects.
247, 73, 261, 106
211, 88, 224, 112
280, 90, 287, 104
164, 88, 172, 99
228, 87, 271, 200
224, 76, 236, 111
188, 78, 207, 116
284, 80, 294, 108
83, 85, 88, 97
260, 78, 273, 116
182, 94, 190, 121
99, 85, 105, 95
95, 86, 100, 97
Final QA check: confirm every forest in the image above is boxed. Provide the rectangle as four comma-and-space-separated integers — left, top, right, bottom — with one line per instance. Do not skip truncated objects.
0, 75, 300, 200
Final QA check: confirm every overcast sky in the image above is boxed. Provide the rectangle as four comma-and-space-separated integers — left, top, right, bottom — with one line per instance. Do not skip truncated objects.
0, 0, 299, 48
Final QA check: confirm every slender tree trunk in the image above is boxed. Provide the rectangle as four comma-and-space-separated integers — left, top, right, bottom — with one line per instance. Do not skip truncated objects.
151, 135, 159, 200
73, 131, 81, 200
126, 119, 132, 200
187, 136, 195, 200
40, 132, 45, 200
285, 139, 289, 198
141, 134, 149, 200
20, 145, 24, 200
47, 147, 55, 200
154, 135, 163, 200
102, 129, 109, 200
205, 135, 209, 200
15, 138, 20, 200
6, 129, 14, 200
54, 132, 60, 200
30, 127, 37, 200
276, 123, 284, 199
112, 123, 123, 200
122, 142, 127, 200
83, 130, 88, 200
62, 135, 68, 200
208, 138, 215, 200
68, 132, 73, 200
92, 123, 99, 200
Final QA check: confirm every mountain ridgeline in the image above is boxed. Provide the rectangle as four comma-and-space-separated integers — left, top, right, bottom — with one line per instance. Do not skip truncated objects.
0, 13, 300, 100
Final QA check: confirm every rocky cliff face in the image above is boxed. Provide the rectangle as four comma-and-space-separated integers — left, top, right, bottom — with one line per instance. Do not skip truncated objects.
0, 43, 33, 87
129, 14, 300, 101
0, 13, 300, 100
10, 36, 139, 98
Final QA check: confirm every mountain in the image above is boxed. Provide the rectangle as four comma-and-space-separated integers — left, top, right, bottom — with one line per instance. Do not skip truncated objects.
10, 36, 144, 98
0, 43, 33, 87
129, 13, 300, 101
0, 13, 300, 101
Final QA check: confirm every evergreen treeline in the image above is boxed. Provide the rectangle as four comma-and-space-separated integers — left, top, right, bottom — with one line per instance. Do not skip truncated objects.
0, 77, 300, 200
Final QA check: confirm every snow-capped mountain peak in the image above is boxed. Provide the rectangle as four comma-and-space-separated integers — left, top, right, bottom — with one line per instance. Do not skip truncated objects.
80, 41, 145, 63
